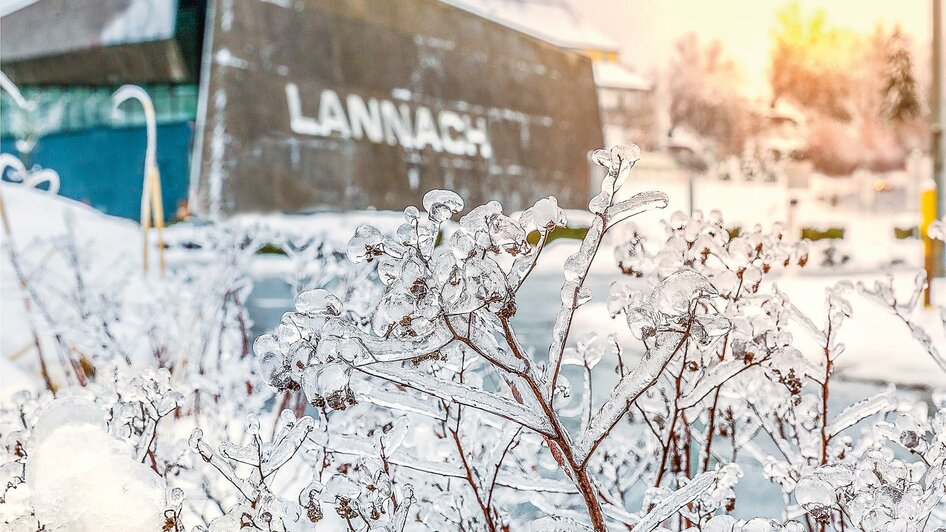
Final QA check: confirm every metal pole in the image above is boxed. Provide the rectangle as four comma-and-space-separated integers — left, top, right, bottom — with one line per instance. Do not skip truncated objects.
928, 0, 945, 305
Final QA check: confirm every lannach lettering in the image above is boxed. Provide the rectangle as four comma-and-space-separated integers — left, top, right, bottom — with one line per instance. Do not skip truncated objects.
191, 0, 602, 214
286, 83, 493, 158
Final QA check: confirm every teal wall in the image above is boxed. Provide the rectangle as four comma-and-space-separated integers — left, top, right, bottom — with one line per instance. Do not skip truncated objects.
1, 122, 193, 221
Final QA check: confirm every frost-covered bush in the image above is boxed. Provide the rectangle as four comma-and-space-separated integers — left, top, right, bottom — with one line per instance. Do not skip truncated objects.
614, 209, 946, 531
3, 145, 945, 532
0, 168, 368, 530
0, 215, 264, 529
217, 144, 945, 532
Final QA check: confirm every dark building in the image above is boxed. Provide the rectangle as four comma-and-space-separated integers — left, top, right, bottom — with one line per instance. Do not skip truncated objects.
0, 0, 602, 220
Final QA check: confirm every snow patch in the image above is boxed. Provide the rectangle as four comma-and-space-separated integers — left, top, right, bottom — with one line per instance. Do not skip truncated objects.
26, 398, 165, 532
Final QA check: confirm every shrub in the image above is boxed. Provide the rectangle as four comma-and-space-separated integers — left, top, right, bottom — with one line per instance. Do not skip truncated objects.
801, 227, 846, 241
3, 146, 945, 532
210, 145, 944, 531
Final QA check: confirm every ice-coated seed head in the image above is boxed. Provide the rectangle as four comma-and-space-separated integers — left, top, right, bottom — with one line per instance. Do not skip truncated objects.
532, 196, 567, 230
423, 189, 464, 223
346, 224, 384, 263
295, 288, 343, 316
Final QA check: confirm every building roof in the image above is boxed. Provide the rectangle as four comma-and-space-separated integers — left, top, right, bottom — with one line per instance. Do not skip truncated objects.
593, 61, 651, 91
1, 0, 178, 62
0, 0, 195, 85
0, 0, 39, 17
442, 0, 620, 53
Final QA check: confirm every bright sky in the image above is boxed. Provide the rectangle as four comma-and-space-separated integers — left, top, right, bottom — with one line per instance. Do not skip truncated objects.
570, 0, 932, 98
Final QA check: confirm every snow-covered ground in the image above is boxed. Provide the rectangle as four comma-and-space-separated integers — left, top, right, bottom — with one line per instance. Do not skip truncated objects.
0, 184, 142, 398
623, 173, 923, 271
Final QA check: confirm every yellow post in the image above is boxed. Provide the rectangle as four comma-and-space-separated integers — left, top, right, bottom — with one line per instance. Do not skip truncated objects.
921, 178, 938, 306
140, 172, 152, 274
149, 165, 166, 275
139, 166, 166, 276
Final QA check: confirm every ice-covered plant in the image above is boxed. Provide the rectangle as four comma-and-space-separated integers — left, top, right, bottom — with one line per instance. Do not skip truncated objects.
0, 199, 359, 529
187, 410, 421, 531
271, 230, 379, 304
5, 143, 946, 532
611, 209, 946, 531
248, 145, 792, 530
791, 396, 946, 531
242, 145, 946, 531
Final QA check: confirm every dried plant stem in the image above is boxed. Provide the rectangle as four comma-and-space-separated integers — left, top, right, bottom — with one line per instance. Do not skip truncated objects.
0, 189, 57, 393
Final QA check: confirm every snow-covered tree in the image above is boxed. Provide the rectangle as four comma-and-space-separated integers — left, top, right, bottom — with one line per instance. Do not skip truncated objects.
880, 27, 921, 123
668, 34, 749, 157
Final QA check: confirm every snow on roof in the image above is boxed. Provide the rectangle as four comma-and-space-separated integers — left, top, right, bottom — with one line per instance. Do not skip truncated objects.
747, 98, 807, 126
667, 127, 705, 153
442, 0, 620, 53
769, 100, 806, 125
0, 0, 39, 18
593, 61, 651, 91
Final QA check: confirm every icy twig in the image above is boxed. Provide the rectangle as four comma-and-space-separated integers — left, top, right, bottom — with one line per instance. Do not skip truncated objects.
631, 471, 717, 532
545, 150, 668, 399
358, 362, 553, 435
858, 277, 946, 373
576, 331, 689, 465
827, 385, 896, 437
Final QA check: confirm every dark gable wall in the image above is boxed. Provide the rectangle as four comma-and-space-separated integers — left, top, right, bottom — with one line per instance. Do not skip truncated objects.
193, 0, 603, 215
0, 0, 195, 86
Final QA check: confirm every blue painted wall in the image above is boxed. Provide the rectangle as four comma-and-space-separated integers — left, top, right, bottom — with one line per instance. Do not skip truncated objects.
1, 121, 193, 221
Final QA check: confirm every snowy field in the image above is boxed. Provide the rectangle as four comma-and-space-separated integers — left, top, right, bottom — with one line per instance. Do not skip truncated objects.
625, 173, 923, 272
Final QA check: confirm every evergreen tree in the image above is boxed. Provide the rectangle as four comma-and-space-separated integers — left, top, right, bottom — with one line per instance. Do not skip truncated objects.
880, 27, 921, 122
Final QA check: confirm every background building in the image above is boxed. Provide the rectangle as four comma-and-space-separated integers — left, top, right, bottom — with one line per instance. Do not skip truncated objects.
447, 0, 657, 149
0, 0, 205, 219
0, 0, 605, 220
